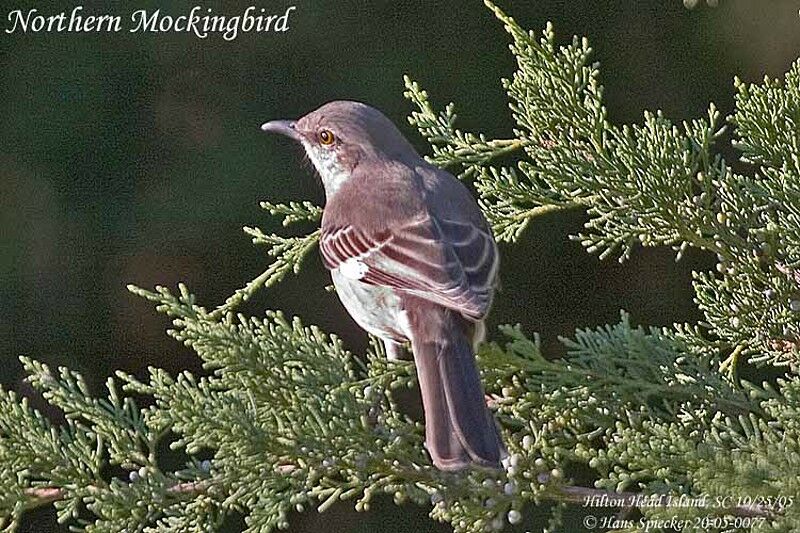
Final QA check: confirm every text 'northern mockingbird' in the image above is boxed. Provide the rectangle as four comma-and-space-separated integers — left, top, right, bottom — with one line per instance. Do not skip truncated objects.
262, 101, 505, 471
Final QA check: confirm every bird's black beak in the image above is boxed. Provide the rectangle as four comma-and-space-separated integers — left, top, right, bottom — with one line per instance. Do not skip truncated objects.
260, 120, 301, 141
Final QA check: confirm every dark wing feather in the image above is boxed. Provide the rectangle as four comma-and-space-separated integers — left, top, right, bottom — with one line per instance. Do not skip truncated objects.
435, 217, 499, 300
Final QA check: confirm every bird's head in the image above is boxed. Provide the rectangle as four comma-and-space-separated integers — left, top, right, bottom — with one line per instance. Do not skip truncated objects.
261, 100, 418, 196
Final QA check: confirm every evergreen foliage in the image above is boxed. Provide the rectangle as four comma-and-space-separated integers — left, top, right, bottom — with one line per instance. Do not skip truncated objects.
2, 1, 798, 531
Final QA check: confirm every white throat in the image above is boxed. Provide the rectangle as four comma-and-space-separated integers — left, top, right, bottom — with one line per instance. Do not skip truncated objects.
303, 142, 349, 197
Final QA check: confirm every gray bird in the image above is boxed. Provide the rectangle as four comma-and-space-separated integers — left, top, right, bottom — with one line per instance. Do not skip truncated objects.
261, 101, 505, 471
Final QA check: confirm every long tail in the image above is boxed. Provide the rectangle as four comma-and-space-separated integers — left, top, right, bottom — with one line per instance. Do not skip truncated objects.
406, 300, 505, 471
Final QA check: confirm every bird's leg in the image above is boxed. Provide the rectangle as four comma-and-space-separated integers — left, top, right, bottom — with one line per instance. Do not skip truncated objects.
384, 339, 413, 362
471, 320, 486, 352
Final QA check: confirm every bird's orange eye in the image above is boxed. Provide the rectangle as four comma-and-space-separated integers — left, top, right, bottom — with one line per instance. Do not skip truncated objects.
318, 129, 335, 145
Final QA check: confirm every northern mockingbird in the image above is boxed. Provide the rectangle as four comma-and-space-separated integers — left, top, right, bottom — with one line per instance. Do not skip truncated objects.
262, 101, 505, 471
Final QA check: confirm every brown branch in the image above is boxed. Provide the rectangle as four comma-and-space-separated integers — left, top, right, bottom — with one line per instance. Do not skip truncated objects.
23, 475, 777, 521
23, 479, 210, 510
24, 487, 63, 507
769, 339, 800, 353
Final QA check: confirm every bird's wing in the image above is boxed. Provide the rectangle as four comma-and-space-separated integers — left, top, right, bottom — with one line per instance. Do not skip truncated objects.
435, 217, 499, 303
320, 214, 496, 320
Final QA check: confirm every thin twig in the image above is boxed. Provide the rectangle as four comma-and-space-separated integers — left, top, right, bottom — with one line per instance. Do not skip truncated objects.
23, 477, 777, 520
24, 479, 210, 509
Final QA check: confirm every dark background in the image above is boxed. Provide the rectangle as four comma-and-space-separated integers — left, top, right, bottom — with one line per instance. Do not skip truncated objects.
2, 0, 799, 531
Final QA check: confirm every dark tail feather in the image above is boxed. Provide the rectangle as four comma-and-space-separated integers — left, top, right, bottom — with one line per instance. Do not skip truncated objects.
410, 308, 504, 471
